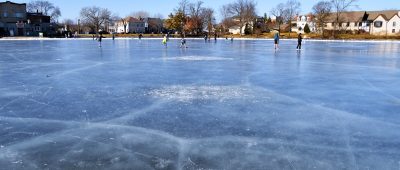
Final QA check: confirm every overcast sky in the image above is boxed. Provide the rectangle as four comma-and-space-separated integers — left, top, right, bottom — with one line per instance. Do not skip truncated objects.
9, 0, 400, 22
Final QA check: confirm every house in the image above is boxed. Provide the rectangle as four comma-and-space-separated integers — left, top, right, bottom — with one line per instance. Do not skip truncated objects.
324, 11, 365, 32
228, 22, 255, 35
228, 25, 242, 35
0, 1, 55, 36
226, 16, 257, 35
115, 17, 145, 34
0, 1, 27, 36
292, 14, 317, 33
143, 17, 163, 34
323, 10, 400, 35
368, 11, 400, 35
25, 12, 54, 36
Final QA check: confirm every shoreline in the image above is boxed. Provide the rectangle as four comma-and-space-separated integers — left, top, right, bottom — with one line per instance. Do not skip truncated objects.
1, 37, 400, 43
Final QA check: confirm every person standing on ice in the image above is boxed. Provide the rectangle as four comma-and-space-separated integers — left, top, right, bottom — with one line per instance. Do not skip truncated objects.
98, 34, 103, 47
162, 34, 168, 47
274, 31, 280, 50
296, 33, 303, 50
180, 37, 187, 48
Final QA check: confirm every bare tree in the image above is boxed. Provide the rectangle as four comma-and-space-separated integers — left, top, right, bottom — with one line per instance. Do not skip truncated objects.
330, 0, 358, 36
202, 8, 215, 36
120, 16, 131, 33
80, 6, 112, 33
224, 0, 257, 35
27, 0, 61, 23
50, 7, 61, 23
285, 0, 301, 36
313, 1, 332, 36
220, 5, 234, 33
61, 19, 75, 32
130, 11, 150, 19
270, 3, 286, 33
27, 0, 54, 15
177, 0, 190, 15
187, 1, 204, 35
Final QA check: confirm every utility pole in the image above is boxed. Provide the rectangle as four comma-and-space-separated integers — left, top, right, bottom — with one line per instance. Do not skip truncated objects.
78, 19, 80, 34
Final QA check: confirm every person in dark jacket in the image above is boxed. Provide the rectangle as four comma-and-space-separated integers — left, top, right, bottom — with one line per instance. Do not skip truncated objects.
98, 34, 104, 47
297, 33, 303, 50
274, 32, 280, 50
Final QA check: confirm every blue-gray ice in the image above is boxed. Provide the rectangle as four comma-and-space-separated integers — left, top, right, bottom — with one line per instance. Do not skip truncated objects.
0, 39, 400, 170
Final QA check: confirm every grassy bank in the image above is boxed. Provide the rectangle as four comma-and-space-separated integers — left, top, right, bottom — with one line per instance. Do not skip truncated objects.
226, 32, 400, 40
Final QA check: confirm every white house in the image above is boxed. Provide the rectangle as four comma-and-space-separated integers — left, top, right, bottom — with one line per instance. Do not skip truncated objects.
115, 17, 145, 34
291, 15, 317, 33
228, 25, 242, 34
323, 10, 400, 35
370, 11, 400, 35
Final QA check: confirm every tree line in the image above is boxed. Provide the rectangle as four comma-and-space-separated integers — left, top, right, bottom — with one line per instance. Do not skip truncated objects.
28, 0, 358, 36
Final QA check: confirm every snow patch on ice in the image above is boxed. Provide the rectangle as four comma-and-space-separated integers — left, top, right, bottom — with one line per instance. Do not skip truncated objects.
164, 56, 233, 61
148, 85, 251, 102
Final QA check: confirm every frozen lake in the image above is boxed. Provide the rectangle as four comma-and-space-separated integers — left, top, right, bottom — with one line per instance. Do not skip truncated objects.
0, 39, 400, 169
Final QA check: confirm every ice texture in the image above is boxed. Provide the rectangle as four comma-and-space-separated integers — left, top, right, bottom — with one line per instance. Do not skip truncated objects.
0, 39, 400, 169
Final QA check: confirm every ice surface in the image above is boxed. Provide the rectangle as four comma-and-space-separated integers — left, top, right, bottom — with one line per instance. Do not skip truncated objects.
0, 39, 400, 169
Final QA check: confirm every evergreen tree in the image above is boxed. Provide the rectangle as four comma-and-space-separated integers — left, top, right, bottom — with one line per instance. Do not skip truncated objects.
304, 23, 311, 33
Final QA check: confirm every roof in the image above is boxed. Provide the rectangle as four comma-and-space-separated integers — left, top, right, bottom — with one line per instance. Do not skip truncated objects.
366, 10, 399, 21
127, 17, 144, 23
0, 1, 26, 5
321, 10, 399, 23
325, 11, 365, 23
228, 25, 241, 29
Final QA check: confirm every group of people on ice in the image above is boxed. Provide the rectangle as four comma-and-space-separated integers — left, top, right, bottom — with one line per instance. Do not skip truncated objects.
162, 31, 304, 50
95, 31, 304, 50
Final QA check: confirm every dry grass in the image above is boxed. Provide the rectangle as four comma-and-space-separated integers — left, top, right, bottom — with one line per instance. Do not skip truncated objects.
223, 32, 400, 40
76, 33, 400, 40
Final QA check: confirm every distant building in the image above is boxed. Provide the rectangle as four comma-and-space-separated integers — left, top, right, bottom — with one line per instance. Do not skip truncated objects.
0, 1, 54, 36
0, 1, 27, 36
292, 14, 317, 33
25, 12, 53, 36
228, 25, 242, 35
367, 11, 400, 35
143, 17, 163, 34
227, 17, 255, 35
115, 17, 145, 34
323, 10, 400, 35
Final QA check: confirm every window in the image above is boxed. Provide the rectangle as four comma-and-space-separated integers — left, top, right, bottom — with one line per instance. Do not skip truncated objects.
359, 22, 362, 26
393, 29, 396, 33
393, 22, 396, 27
374, 21, 383, 28
3, 12, 7, 17
15, 13, 23, 18
347, 22, 350, 27
34, 26, 41, 31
